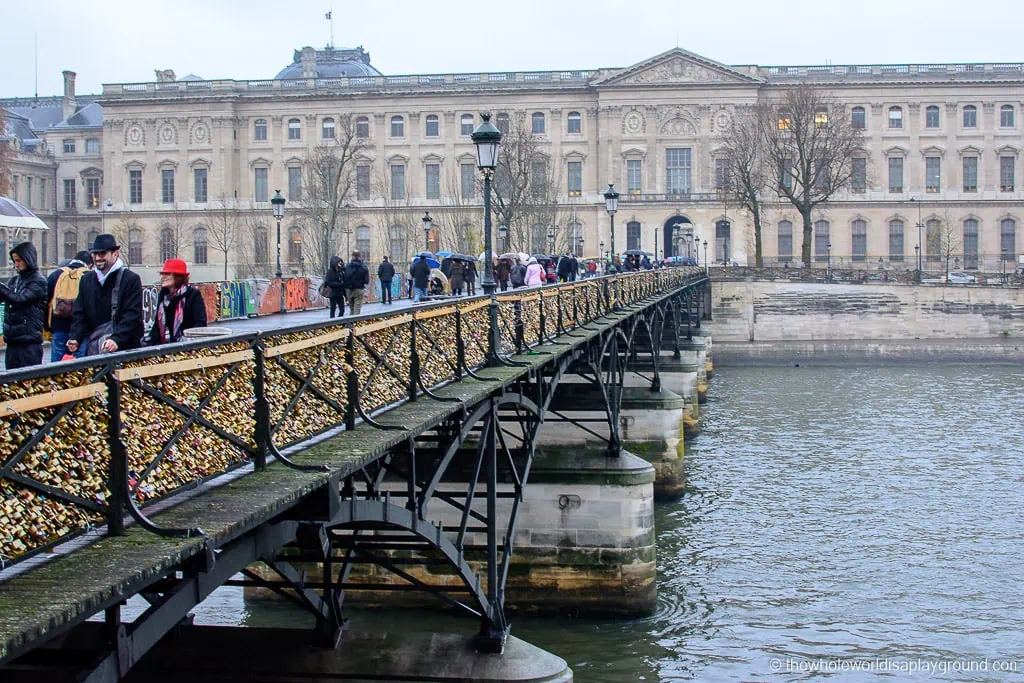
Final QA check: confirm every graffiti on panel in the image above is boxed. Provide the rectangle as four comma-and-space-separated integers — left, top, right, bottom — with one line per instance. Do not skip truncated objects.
285, 278, 310, 311
254, 279, 283, 315
371, 275, 402, 303
219, 280, 253, 320
141, 285, 160, 333
307, 276, 329, 308
197, 283, 220, 323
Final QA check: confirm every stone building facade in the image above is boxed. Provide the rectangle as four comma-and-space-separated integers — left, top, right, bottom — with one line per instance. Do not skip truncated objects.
6, 48, 1024, 281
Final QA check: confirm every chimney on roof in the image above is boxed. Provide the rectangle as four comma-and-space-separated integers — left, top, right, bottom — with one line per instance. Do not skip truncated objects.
300, 47, 317, 79
62, 70, 77, 122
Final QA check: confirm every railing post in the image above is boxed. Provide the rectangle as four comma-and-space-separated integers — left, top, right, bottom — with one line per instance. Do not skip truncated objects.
409, 319, 419, 402
252, 339, 270, 470
105, 373, 125, 537
455, 307, 467, 377
514, 300, 525, 353
345, 330, 358, 430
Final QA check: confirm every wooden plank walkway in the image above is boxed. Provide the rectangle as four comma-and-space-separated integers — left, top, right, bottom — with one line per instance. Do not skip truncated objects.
0, 293, 663, 664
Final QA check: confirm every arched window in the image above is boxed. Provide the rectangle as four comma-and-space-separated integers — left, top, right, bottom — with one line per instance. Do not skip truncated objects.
626, 221, 641, 251
777, 220, 793, 262
254, 119, 268, 141
288, 227, 303, 263
287, 118, 301, 140
425, 114, 439, 137
963, 219, 979, 269
86, 230, 99, 251
128, 228, 143, 266
531, 112, 546, 135
814, 109, 829, 129
567, 221, 583, 257
1001, 218, 1017, 260
1000, 105, 1015, 128
193, 226, 208, 264
496, 113, 510, 134
357, 225, 371, 261
390, 115, 405, 138
322, 117, 335, 139
530, 224, 546, 254
254, 226, 269, 264
925, 105, 940, 128
716, 220, 731, 263
159, 227, 176, 262
389, 225, 407, 262
926, 219, 942, 262
567, 111, 582, 134
963, 105, 977, 128
355, 116, 369, 139
460, 113, 474, 136
814, 220, 830, 262
888, 106, 903, 129
63, 230, 78, 260
852, 219, 867, 261
889, 220, 904, 261
850, 106, 865, 130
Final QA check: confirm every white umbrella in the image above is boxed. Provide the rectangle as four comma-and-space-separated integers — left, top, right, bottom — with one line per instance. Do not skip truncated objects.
477, 250, 497, 262
0, 197, 48, 231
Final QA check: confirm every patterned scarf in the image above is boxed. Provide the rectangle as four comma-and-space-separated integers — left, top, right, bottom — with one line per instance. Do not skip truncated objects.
156, 284, 190, 343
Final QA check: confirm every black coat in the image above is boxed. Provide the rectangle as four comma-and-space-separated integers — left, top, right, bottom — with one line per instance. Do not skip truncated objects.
147, 286, 208, 345
325, 257, 346, 296
0, 243, 48, 346
377, 260, 396, 281
412, 258, 431, 289
69, 264, 145, 351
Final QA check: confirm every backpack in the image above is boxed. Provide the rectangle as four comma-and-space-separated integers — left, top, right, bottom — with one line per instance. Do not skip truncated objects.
510, 264, 525, 287
50, 267, 83, 322
343, 261, 369, 290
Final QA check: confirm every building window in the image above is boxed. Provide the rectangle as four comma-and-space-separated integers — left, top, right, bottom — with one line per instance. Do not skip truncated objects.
357, 165, 371, 201
85, 138, 100, 154
159, 228, 175, 262
777, 112, 792, 130
1000, 156, 1015, 192
254, 167, 268, 203
39, 178, 46, 209
851, 107, 865, 129
716, 220, 731, 263
777, 220, 793, 262
852, 219, 867, 261
461, 163, 476, 199
254, 226, 269, 264
666, 148, 692, 195
926, 219, 941, 262
568, 221, 583, 257
530, 224, 546, 254
63, 231, 77, 260
390, 115, 405, 138
496, 113, 510, 134
254, 119, 267, 141
531, 112, 546, 135
814, 220, 830, 262
10, 175, 17, 202
86, 230, 98, 251
1000, 105, 1015, 128
925, 105, 940, 128
963, 105, 977, 128
888, 107, 903, 129
356, 116, 369, 139
357, 225, 371, 261
779, 158, 793, 191
963, 157, 978, 192
129, 169, 143, 204
194, 168, 208, 203
128, 228, 143, 266
715, 158, 729, 191
161, 169, 175, 204
193, 226, 208, 264
963, 219, 979, 269
888, 157, 903, 193
288, 167, 302, 201
288, 228, 302, 263
1001, 218, 1017, 259
425, 164, 440, 200
626, 221, 641, 251
425, 115, 439, 137
531, 160, 547, 193
85, 178, 100, 208
25, 177, 33, 208
322, 117, 335, 139
852, 158, 866, 193
814, 110, 829, 129
889, 220, 904, 261
63, 139, 76, 154
63, 179, 76, 209
567, 161, 582, 196
390, 164, 405, 200
926, 157, 941, 193
390, 225, 407, 262
460, 114, 474, 136
288, 118, 302, 140
627, 159, 642, 194
567, 111, 581, 134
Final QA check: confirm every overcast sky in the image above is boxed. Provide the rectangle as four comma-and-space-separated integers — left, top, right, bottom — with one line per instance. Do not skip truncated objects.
3, 0, 1022, 98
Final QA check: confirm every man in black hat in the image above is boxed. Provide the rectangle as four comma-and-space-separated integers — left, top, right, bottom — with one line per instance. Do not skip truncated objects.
66, 234, 144, 355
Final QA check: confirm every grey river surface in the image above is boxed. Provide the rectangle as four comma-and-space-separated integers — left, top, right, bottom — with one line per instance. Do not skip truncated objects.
190, 364, 1024, 681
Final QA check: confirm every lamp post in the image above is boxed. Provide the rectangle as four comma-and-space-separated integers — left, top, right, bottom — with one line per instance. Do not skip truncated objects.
271, 190, 287, 311
911, 196, 923, 282
498, 224, 508, 252
421, 211, 432, 252
703, 239, 709, 274
599, 240, 605, 268
1003, 248, 1009, 284
604, 183, 619, 264
827, 242, 832, 282
914, 244, 920, 281
547, 227, 555, 254
471, 112, 502, 364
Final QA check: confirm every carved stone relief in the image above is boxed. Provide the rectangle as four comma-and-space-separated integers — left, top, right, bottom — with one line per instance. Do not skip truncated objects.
189, 119, 211, 146
124, 121, 145, 147
156, 121, 178, 146
623, 109, 646, 135
622, 57, 724, 85
660, 114, 699, 137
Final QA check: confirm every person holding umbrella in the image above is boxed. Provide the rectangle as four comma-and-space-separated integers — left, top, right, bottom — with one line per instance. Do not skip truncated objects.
411, 255, 431, 302
449, 257, 466, 296
496, 256, 512, 291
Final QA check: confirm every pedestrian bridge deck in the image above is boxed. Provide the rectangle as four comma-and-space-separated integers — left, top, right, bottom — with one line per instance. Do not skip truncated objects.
0, 270, 703, 665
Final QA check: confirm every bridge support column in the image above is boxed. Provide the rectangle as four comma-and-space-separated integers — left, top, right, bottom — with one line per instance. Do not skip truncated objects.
678, 337, 709, 404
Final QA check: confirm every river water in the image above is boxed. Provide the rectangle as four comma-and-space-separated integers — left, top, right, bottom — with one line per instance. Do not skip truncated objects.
193, 363, 1024, 681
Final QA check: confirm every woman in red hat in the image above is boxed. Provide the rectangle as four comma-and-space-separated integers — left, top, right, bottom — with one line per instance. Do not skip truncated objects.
148, 258, 207, 345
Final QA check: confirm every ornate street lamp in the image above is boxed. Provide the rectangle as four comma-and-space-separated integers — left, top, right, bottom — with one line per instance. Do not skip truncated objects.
703, 239, 709, 274
547, 226, 555, 254
421, 211, 433, 252
471, 112, 502, 364
603, 183, 619, 262
911, 196, 923, 282
827, 242, 832, 282
271, 190, 286, 280
498, 224, 508, 252
914, 244, 920, 281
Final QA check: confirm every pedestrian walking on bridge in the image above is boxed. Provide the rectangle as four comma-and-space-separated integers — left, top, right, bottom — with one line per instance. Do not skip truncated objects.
0, 242, 48, 370
343, 251, 369, 315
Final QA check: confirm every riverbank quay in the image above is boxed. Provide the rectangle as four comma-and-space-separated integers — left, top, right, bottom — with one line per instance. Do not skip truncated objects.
715, 337, 1024, 365
0, 269, 705, 682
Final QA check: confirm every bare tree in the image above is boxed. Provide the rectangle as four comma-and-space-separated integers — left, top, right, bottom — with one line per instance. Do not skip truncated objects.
108, 216, 143, 266
300, 116, 369, 274
933, 209, 963, 282
208, 197, 242, 280
0, 109, 10, 197
436, 168, 482, 254
720, 106, 769, 266
760, 84, 865, 266
372, 173, 417, 266
159, 202, 192, 261
235, 212, 273, 278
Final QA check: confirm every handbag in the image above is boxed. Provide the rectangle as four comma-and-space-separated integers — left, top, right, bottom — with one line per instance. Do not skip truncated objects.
85, 269, 123, 357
